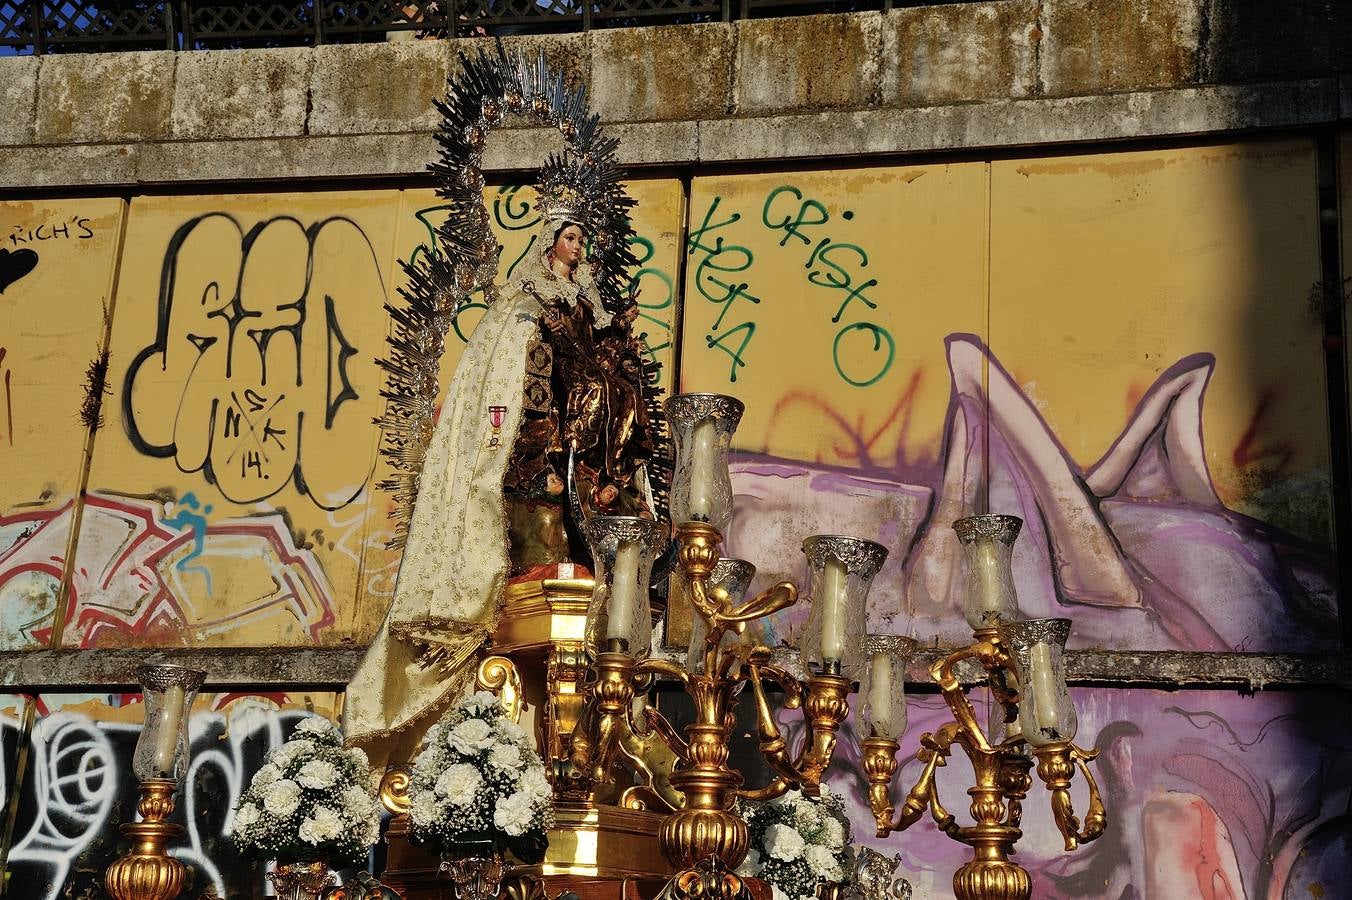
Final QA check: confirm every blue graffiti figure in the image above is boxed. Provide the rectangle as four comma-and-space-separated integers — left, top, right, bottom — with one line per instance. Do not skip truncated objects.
162, 492, 214, 596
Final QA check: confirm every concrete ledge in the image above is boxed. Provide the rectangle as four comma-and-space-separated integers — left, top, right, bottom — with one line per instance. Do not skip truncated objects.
4, 646, 1347, 690
0, 80, 1340, 190
695, 79, 1341, 162
1, 647, 366, 689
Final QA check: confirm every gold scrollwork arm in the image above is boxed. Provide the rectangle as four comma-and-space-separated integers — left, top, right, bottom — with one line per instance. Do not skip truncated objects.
378, 764, 413, 816
476, 655, 524, 723
929, 641, 1005, 755
1034, 742, 1108, 850
720, 581, 798, 626
861, 725, 962, 837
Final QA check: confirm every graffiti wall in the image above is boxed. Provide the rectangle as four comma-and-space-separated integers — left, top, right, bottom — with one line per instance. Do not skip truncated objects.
683, 137, 1339, 653
1, 131, 1347, 899
0, 179, 685, 652
803, 687, 1352, 900
1, 693, 342, 900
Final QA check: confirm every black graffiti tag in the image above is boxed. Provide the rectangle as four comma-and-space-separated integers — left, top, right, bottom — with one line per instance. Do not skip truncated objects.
123, 214, 380, 508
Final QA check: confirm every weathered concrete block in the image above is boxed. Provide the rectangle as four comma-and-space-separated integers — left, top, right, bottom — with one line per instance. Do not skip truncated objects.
591, 22, 733, 122
35, 51, 174, 143
0, 56, 39, 146
1206, 0, 1350, 83
882, 1, 1040, 105
736, 12, 882, 114
172, 47, 312, 140
1041, 0, 1203, 96
309, 41, 452, 135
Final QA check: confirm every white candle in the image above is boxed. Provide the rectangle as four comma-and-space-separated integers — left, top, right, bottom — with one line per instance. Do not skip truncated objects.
687, 418, 717, 521
607, 539, 641, 646
1029, 642, 1061, 732
866, 652, 895, 738
151, 684, 185, 776
972, 540, 1006, 624
819, 556, 848, 662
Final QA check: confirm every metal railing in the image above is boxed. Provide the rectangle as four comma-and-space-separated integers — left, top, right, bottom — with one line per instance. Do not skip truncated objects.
0, 0, 924, 53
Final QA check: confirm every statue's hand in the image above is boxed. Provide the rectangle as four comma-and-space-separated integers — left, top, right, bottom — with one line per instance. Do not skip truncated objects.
544, 473, 565, 496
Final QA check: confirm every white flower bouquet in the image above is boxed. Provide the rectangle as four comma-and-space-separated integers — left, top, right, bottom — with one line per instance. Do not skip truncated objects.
408, 691, 554, 863
739, 786, 853, 900
229, 716, 380, 866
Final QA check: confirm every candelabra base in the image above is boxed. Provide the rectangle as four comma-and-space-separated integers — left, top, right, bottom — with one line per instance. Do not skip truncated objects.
952, 858, 1030, 900
103, 779, 187, 900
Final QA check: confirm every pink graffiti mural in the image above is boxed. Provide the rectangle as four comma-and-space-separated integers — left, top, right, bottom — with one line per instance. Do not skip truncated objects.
728, 335, 1337, 652
0, 492, 336, 648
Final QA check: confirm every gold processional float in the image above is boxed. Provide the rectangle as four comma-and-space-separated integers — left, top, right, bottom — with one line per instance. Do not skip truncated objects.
103, 392, 1108, 900
100, 46, 1107, 900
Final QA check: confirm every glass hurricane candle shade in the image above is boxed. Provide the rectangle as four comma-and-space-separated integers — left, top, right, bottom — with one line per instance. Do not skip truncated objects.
664, 393, 744, 532
686, 558, 757, 673
132, 664, 205, 781
799, 535, 888, 680
583, 516, 667, 659
999, 618, 1077, 747
954, 514, 1023, 632
861, 635, 919, 740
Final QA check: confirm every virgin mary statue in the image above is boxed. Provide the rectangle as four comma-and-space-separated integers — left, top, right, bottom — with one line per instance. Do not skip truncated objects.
344, 49, 670, 761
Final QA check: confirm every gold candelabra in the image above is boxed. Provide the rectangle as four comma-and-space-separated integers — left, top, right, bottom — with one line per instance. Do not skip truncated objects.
570, 520, 881, 898
105, 663, 205, 900
857, 516, 1106, 900
565, 393, 893, 900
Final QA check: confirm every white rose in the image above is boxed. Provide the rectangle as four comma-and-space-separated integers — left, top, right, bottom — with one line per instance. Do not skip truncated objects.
792, 801, 822, 832
435, 763, 482, 806
252, 763, 282, 789
805, 845, 841, 881
495, 719, 528, 744
295, 716, 337, 738
463, 691, 500, 715
735, 848, 761, 877
272, 739, 315, 768
520, 767, 552, 802
423, 723, 443, 748
488, 743, 523, 772
763, 823, 806, 862
493, 790, 536, 836
411, 791, 440, 829
263, 779, 302, 818
819, 817, 845, 850
347, 747, 370, 769
297, 758, 339, 791
298, 805, 344, 845
232, 801, 261, 833
447, 719, 495, 755
343, 784, 374, 817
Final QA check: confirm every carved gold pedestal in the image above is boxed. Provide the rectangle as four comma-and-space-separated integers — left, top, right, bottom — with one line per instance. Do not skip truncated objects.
104, 779, 187, 900
379, 576, 674, 898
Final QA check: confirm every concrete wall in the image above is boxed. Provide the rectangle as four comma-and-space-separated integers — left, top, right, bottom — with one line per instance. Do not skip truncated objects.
0, 0, 1348, 188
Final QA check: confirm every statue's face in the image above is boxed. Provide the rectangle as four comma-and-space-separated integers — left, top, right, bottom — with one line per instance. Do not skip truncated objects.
552, 224, 586, 268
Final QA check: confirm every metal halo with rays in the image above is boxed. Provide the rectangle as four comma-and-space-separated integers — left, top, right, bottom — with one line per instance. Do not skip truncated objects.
376, 42, 672, 548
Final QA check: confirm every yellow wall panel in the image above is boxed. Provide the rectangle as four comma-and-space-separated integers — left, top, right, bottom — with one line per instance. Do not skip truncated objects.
990, 138, 1329, 544
680, 164, 989, 468
77, 190, 401, 648
0, 198, 126, 650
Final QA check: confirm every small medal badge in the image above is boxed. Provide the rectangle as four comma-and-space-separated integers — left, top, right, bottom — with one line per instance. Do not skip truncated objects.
485, 405, 507, 450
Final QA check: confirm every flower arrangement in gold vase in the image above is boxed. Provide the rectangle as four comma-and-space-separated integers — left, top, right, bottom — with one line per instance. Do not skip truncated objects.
407, 691, 555, 900
229, 716, 381, 900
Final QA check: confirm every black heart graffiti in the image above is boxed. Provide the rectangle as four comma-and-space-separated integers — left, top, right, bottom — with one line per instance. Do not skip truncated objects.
0, 247, 39, 294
